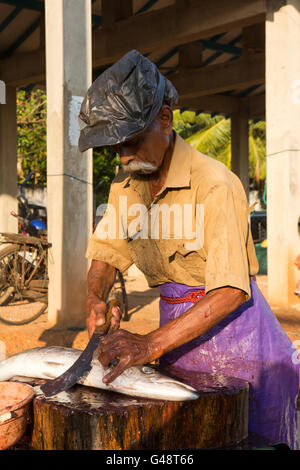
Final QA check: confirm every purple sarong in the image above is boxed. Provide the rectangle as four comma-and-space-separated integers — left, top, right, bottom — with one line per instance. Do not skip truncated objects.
159, 279, 299, 449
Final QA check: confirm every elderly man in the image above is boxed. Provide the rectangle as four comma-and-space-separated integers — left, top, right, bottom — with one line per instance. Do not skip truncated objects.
79, 50, 299, 448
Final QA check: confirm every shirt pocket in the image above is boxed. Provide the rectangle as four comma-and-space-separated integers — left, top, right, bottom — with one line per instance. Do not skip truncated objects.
169, 240, 207, 280
159, 239, 207, 263
126, 237, 167, 280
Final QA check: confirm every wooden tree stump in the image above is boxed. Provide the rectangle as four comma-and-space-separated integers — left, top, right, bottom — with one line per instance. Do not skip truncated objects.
28, 367, 249, 450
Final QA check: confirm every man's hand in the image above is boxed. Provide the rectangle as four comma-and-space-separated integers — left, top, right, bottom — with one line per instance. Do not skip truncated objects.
86, 260, 120, 337
86, 295, 122, 338
98, 330, 159, 384
97, 286, 246, 384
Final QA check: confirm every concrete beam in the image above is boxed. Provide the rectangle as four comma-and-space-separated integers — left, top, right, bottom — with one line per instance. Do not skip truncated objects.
46, 0, 93, 327
266, 0, 300, 307
178, 93, 265, 119
242, 22, 265, 56
92, 0, 266, 67
178, 41, 203, 70
0, 49, 45, 87
102, 0, 132, 29
1, 0, 266, 86
170, 53, 265, 98
178, 94, 241, 114
231, 110, 249, 198
244, 93, 265, 119
40, 12, 45, 50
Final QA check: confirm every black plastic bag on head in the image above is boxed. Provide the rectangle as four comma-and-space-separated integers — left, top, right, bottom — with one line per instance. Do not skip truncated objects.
78, 50, 178, 152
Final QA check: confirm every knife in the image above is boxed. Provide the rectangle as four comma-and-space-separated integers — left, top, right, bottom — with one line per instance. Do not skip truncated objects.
40, 299, 121, 397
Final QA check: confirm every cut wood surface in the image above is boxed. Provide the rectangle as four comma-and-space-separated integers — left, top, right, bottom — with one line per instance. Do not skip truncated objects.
27, 367, 249, 450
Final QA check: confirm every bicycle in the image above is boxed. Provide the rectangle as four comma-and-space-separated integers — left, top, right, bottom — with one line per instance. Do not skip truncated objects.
0, 231, 128, 325
0, 172, 50, 325
0, 231, 50, 325
0, 174, 129, 325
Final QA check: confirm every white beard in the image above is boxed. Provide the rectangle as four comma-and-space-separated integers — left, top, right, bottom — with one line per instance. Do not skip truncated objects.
123, 161, 159, 175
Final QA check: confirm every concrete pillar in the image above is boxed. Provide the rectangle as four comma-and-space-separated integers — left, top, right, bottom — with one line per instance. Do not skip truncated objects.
0, 86, 17, 233
45, 0, 93, 327
266, 0, 300, 307
231, 111, 249, 198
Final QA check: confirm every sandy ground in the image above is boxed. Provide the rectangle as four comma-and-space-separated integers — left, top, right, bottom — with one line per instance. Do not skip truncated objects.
0, 270, 160, 357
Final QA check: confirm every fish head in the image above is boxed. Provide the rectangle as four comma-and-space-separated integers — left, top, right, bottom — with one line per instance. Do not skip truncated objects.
110, 365, 199, 401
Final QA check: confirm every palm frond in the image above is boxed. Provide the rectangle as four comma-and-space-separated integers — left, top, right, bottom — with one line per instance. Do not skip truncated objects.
249, 133, 266, 182
186, 118, 231, 157
174, 111, 266, 184
250, 120, 266, 141
217, 141, 231, 168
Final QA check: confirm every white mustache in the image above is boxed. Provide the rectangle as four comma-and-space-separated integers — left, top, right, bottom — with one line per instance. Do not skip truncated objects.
123, 161, 159, 175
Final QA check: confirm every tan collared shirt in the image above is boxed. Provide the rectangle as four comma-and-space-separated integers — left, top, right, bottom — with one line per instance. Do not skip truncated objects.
86, 133, 259, 299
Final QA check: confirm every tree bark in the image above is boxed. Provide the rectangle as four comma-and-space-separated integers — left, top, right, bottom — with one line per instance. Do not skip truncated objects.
29, 367, 249, 450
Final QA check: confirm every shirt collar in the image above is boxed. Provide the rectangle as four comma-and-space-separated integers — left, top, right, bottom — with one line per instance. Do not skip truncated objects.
164, 133, 191, 189
120, 133, 191, 193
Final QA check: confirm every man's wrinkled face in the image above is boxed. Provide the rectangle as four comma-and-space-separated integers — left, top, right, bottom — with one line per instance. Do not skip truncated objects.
111, 106, 173, 178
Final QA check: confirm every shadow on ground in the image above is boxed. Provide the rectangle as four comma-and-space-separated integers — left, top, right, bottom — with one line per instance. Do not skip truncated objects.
38, 325, 86, 348
37, 307, 88, 348
126, 287, 159, 320
273, 311, 300, 332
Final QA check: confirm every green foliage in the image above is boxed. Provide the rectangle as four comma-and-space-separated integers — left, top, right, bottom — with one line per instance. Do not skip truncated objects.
173, 109, 207, 139
186, 115, 231, 167
249, 120, 266, 181
93, 147, 120, 205
17, 89, 47, 185
16, 88, 120, 203
174, 109, 266, 184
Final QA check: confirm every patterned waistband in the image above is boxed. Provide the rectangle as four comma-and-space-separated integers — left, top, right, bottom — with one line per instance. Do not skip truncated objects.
160, 288, 206, 304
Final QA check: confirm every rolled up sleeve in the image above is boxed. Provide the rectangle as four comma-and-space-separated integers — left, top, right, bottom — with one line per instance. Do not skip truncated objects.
202, 183, 252, 299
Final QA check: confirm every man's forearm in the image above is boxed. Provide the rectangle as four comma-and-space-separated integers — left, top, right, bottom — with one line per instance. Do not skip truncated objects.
87, 259, 116, 301
147, 287, 246, 361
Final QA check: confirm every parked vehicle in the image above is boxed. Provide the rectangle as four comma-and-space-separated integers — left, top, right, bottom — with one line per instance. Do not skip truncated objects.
0, 172, 49, 325
250, 210, 267, 244
17, 171, 47, 236
0, 233, 49, 324
250, 210, 267, 275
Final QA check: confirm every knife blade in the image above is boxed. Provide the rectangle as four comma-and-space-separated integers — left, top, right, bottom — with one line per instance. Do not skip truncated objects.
40, 299, 121, 397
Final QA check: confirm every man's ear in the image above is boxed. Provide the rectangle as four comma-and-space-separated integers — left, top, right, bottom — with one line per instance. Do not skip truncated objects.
158, 104, 173, 134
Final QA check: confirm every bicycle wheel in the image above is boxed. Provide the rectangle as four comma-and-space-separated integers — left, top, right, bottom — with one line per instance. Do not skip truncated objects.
0, 244, 48, 325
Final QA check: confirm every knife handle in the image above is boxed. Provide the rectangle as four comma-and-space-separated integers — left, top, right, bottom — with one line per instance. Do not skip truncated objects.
94, 299, 121, 336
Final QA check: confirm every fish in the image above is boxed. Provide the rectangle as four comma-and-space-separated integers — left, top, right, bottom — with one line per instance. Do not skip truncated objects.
0, 346, 199, 401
